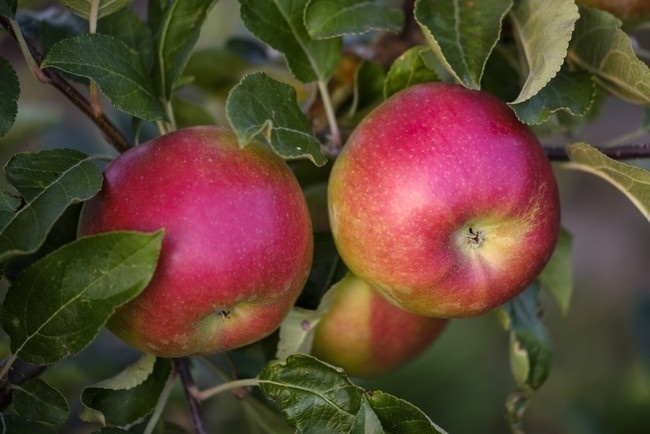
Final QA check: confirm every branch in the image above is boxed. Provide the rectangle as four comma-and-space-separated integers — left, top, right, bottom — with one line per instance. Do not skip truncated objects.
0, 16, 131, 153
174, 358, 207, 434
544, 142, 650, 161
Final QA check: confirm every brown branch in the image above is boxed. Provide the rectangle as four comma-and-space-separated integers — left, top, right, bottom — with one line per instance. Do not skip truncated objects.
174, 358, 207, 434
0, 16, 131, 153
544, 143, 650, 161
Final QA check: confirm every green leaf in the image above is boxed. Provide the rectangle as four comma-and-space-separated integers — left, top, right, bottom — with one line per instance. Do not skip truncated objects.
348, 59, 384, 119
0, 0, 16, 18
1, 230, 163, 365
183, 47, 251, 95
539, 228, 573, 315
383, 45, 439, 99
42, 34, 166, 120
259, 354, 446, 433
508, 0, 579, 104
501, 283, 553, 391
510, 68, 595, 125
0, 416, 57, 434
564, 142, 650, 221
151, 0, 217, 101
414, 0, 512, 90
62, 0, 133, 19
13, 379, 70, 426
304, 0, 404, 38
239, 0, 342, 82
80, 355, 173, 427
98, 6, 155, 71
568, 6, 650, 105
0, 149, 103, 263
0, 55, 20, 137
226, 72, 327, 166
367, 391, 448, 434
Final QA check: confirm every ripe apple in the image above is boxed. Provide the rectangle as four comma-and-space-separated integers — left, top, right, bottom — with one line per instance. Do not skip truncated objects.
328, 82, 561, 318
311, 273, 447, 378
78, 126, 313, 357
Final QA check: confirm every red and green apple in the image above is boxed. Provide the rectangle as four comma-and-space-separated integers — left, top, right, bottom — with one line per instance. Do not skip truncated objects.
328, 82, 561, 318
79, 126, 313, 357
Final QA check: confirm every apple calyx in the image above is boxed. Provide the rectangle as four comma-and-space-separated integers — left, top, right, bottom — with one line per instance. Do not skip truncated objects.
465, 226, 486, 248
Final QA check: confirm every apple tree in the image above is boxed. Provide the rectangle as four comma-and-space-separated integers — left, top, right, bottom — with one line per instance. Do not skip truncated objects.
0, 0, 649, 433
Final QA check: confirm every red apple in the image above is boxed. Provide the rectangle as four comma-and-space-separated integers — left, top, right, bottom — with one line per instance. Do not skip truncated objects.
78, 126, 313, 357
328, 83, 560, 318
312, 273, 447, 378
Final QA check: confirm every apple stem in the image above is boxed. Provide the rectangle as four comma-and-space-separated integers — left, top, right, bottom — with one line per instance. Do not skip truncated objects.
174, 358, 207, 434
317, 79, 342, 152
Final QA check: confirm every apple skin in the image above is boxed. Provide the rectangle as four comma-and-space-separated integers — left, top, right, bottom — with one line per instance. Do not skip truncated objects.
328, 83, 561, 318
78, 126, 313, 357
312, 274, 447, 378
577, 0, 650, 23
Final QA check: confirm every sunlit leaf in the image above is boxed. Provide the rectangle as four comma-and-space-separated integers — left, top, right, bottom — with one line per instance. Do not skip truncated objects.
226, 72, 327, 166
62, 0, 133, 19
305, 0, 404, 38
42, 34, 166, 120
239, 0, 342, 82
383, 45, 439, 98
13, 379, 70, 426
564, 142, 650, 221
568, 6, 650, 105
1, 231, 163, 365
539, 229, 573, 315
152, 0, 218, 101
80, 355, 173, 427
414, 0, 512, 89
0, 55, 20, 137
0, 149, 102, 263
510, 68, 595, 124
509, 0, 579, 104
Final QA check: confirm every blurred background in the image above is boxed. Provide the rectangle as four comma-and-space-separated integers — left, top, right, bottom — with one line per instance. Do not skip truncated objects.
1, 1, 649, 433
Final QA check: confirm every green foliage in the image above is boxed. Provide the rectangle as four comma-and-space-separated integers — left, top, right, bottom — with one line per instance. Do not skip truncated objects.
1, 230, 163, 365
304, 0, 404, 38
568, 6, 650, 105
0, 55, 19, 136
150, 0, 218, 102
13, 378, 70, 426
239, 0, 342, 83
508, 0, 579, 104
415, 0, 512, 90
63, 0, 133, 20
565, 142, 650, 221
0, 149, 102, 263
384, 45, 439, 98
226, 72, 327, 165
259, 354, 447, 433
42, 34, 166, 120
80, 355, 173, 427
539, 229, 574, 314
0, 0, 16, 18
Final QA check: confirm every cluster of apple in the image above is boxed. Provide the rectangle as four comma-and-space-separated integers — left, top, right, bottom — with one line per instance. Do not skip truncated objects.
79, 83, 561, 377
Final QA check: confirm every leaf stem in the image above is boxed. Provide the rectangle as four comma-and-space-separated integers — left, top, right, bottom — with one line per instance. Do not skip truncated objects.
8, 19, 49, 83
317, 79, 342, 151
198, 378, 261, 402
88, 0, 104, 118
175, 358, 207, 434
0, 16, 132, 153
0, 355, 18, 383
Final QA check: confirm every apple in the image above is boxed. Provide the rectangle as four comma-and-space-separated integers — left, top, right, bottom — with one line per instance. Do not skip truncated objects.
311, 273, 447, 378
78, 126, 313, 357
328, 82, 561, 318
577, 0, 650, 23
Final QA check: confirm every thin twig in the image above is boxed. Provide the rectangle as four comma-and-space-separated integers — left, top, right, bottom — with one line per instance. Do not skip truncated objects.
0, 15, 131, 153
174, 358, 207, 434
